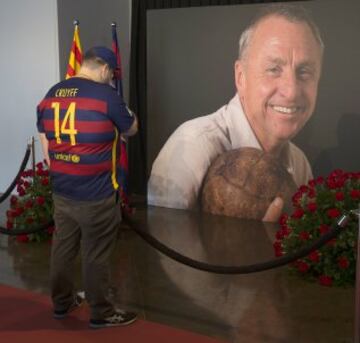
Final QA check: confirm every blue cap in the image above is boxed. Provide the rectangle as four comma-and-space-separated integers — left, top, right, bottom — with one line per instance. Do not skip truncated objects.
87, 46, 117, 70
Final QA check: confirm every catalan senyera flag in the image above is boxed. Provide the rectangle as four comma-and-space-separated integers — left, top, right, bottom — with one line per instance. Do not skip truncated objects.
65, 20, 82, 79
111, 22, 132, 214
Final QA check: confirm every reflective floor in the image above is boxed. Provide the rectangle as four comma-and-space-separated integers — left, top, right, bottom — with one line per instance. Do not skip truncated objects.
0, 200, 355, 342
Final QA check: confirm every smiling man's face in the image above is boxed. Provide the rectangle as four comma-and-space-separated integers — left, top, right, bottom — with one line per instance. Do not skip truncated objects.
235, 15, 322, 152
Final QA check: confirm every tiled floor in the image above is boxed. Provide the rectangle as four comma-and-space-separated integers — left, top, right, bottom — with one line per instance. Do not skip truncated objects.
0, 200, 355, 342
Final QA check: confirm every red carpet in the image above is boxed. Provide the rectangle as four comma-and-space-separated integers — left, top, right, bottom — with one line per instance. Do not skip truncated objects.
0, 284, 226, 343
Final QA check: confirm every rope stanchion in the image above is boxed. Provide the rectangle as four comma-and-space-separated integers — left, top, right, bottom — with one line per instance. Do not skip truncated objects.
0, 139, 52, 236
125, 213, 351, 275
0, 145, 31, 204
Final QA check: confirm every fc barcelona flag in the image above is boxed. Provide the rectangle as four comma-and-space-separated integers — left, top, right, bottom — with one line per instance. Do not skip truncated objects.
111, 22, 132, 214
65, 20, 82, 79
111, 22, 123, 97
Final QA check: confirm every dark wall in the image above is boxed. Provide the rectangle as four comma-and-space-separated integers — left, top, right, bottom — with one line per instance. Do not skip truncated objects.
147, 0, 360, 178
57, 0, 131, 100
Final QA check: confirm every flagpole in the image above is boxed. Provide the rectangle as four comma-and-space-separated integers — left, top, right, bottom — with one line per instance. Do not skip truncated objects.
31, 136, 35, 176
111, 21, 120, 97
111, 22, 123, 97
111, 22, 118, 96
111, 20, 131, 212
65, 20, 82, 79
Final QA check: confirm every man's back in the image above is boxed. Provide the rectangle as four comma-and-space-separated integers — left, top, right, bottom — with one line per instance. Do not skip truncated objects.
37, 77, 134, 201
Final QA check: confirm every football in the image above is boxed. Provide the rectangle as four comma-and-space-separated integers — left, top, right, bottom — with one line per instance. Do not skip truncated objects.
200, 147, 297, 220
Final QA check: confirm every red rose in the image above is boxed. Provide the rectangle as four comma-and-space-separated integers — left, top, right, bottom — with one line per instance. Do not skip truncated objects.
275, 227, 291, 240
299, 231, 310, 241
41, 178, 49, 186
279, 214, 288, 226
327, 178, 338, 189
47, 225, 56, 235
335, 192, 344, 201
319, 275, 332, 286
336, 178, 345, 188
292, 191, 302, 206
13, 207, 24, 217
308, 250, 320, 263
350, 189, 360, 200
308, 179, 316, 188
315, 176, 324, 184
299, 185, 309, 194
338, 256, 350, 269
273, 241, 282, 250
275, 230, 283, 240
273, 241, 283, 257
282, 227, 291, 237
10, 195, 18, 206
329, 169, 344, 178
308, 188, 316, 198
6, 221, 13, 229
292, 208, 305, 219
36, 196, 46, 206
327, 208, 341, 218
297, 261, 310, 273
17, 186, 26, 196
307, 202, 317, 213
36, 162, 44, 170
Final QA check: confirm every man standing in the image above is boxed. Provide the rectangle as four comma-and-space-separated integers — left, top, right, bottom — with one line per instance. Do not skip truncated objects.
148, 4, 323, 222
37, 46, 138, 328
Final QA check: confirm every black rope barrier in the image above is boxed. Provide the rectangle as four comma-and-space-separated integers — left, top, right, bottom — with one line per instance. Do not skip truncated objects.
0, 199, 352, 277
0, 145, 31, 204
0, 221, 54, 236
125, 213, 351, 275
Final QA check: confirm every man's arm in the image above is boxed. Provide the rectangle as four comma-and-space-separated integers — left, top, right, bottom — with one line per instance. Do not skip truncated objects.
38, 133, 50, 166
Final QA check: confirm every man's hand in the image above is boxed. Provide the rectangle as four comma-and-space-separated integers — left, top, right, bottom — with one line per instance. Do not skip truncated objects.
262, 197, 284, 223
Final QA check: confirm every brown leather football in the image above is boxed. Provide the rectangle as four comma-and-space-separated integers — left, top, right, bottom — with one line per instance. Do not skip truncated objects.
200, 147, 297, 220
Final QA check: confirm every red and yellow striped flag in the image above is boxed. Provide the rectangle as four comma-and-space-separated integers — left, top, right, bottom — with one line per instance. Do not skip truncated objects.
65, 20, 82, 79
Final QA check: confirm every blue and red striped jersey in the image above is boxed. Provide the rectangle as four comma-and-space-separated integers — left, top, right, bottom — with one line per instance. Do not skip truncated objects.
36, 77, 135, 201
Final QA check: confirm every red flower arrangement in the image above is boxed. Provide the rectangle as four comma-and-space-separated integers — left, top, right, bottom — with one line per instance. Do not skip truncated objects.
6, 161, 54, 243
274, 169, 360, 287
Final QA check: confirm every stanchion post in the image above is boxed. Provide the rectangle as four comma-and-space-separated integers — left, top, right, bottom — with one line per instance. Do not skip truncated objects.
31, 136, 36, 175
355, 206, 360, 343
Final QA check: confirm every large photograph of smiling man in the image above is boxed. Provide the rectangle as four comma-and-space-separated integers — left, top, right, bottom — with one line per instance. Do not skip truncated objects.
147, 3, 324, 222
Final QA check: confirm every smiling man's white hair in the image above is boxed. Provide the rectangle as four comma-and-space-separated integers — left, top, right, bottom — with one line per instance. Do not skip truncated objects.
238, 4, 324, 61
